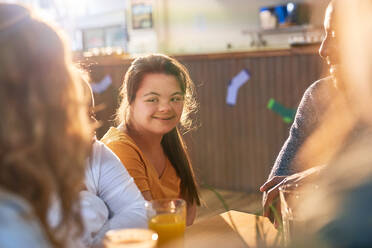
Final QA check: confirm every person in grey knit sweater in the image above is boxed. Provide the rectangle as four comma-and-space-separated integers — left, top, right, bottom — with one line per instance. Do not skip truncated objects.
261, 1, 372, 246
268, 77, 337, 178
260, 0, 341, 219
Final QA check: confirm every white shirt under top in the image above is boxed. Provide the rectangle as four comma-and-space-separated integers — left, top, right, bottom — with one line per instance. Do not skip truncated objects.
84, 140, 147, 246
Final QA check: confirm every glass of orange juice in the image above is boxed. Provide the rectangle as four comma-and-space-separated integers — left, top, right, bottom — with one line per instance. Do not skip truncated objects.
103, 228, 158, 248
145, 199, 186, 247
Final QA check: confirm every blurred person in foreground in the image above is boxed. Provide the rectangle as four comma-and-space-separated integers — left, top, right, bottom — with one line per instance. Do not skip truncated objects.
77, 80, 147, 247
0, 3, 93, 248
260, 0, 349, 220
288, 0, 372, 246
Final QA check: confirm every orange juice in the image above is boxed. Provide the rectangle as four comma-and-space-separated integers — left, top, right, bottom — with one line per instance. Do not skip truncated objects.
148, 213, 186, 245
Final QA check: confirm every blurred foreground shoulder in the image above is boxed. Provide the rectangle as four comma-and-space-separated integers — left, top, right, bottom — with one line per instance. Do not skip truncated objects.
0, 191, 51, 248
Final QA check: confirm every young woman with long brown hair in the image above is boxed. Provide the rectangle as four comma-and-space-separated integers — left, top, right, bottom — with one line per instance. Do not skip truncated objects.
101, 54, 200, 225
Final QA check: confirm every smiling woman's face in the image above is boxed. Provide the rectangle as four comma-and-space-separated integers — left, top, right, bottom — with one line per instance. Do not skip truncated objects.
129, 73, 184, 135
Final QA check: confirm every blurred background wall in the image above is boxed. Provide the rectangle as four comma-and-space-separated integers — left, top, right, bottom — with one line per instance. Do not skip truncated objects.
5, 0, 329, 54
154, 0, 328, 54
86, 49, 325, 192
4, 0, 328, 191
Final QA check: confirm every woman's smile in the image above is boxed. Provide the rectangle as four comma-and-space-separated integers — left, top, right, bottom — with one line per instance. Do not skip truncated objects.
152, 115, 175, 120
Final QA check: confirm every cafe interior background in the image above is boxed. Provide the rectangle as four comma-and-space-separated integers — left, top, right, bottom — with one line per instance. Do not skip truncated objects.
4, 0, 330, 213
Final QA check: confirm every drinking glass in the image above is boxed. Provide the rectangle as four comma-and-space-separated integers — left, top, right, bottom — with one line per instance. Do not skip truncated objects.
103, 228, 158, 248
145, 199, 186, 247
279, 183, 318, 246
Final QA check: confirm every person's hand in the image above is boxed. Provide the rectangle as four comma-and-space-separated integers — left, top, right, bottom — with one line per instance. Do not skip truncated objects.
260, 167, 322, 223
260, 176, 286, 223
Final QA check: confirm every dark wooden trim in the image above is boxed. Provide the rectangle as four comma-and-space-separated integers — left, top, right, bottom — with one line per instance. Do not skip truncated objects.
74, 45, 319, 66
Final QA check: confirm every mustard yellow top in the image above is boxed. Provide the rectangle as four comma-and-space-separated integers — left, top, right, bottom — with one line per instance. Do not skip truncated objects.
101, 127, 181, 199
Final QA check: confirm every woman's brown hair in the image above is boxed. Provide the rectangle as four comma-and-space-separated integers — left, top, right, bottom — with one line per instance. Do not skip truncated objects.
115, 54, 200, 205
0, 3, 93, 247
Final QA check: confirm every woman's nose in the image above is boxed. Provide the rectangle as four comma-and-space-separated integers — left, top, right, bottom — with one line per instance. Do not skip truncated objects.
319, 37, 330, 60
158, 101, 172, 112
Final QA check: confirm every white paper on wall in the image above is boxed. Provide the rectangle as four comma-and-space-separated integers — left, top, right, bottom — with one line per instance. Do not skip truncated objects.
226, 69, 250, 106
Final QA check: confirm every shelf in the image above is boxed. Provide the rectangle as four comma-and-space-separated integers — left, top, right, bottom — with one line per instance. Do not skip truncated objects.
242, 25, 322, 35
261, 25, 322, 35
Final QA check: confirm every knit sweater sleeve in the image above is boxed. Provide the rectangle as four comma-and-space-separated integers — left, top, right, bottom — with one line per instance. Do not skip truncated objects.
268, 80, 325, 178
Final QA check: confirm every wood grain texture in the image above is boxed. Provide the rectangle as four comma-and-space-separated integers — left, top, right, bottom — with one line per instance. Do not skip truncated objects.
185, 210, 278, 248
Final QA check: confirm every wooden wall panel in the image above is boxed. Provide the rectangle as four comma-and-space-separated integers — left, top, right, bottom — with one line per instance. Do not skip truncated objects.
86, 50, 324, 192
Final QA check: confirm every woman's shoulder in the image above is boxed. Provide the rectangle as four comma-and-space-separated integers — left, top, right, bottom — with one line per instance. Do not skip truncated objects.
297, 77, 337, 114
101, 127, 138, 148
0, 190, 30, 214
306, 77, 337, 99
0, 190, 51, 248
101, 127, 126, 143
100, 128, 145, 162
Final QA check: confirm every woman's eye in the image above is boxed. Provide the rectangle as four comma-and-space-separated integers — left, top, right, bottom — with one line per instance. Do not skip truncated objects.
171, 96, 184, 102
145, 98, 158, 103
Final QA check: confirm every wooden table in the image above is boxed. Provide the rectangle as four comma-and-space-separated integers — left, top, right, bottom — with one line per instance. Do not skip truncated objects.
185, 210, 279, 248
